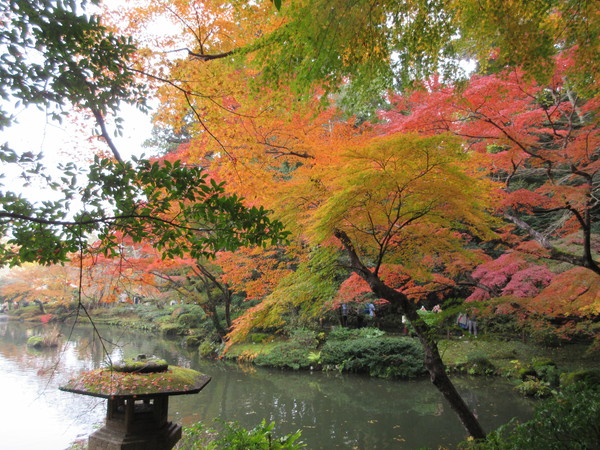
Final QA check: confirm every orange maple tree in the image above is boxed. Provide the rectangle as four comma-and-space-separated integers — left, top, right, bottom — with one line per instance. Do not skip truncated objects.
0, 263, 78, 308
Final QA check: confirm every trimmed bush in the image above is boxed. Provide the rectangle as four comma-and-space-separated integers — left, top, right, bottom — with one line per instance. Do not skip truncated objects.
320, 337, 426, 379
327, 327, 356, 341
13, 305, 41, 321
327, 327, 384, 341
288, 328, 319, 347
158, 322, 186, 336
135, 304, 171, 323
253, 343, 313, 370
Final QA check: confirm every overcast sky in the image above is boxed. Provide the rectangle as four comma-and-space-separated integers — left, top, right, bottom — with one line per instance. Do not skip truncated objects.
0, 102, 155, 203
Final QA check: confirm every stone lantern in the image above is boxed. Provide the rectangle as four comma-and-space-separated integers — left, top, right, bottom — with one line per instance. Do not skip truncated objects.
60, 355, 211, 450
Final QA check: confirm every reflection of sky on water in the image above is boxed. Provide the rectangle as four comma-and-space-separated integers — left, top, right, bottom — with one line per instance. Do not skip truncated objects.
0, 341, 105, 449
0, 320, 535, 449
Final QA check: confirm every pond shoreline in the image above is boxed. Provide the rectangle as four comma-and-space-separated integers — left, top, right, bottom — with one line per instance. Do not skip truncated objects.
8, 305, 599, 389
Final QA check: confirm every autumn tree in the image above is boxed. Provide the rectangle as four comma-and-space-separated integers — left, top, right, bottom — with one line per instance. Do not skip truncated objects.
0, 263, 78, 308
227, 132, 498, 438
0, 0, 288, 270
240, 0, 599, 112
99, 0, 598, 440
147, 257, 235, 339
381, 60, 599, 277
72, 235, 170, 307
464, 246, 600, 345
325, 133, 499, 437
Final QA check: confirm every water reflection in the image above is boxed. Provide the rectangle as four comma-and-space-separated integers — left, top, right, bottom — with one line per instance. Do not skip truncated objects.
0, 321, 534, 449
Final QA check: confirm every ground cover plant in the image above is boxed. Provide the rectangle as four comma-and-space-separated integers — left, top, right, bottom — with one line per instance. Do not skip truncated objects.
178, 419, 304, 450
322, 336, 426, 378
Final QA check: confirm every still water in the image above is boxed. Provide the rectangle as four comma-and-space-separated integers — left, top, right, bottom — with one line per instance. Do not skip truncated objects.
0, 320, 534, 449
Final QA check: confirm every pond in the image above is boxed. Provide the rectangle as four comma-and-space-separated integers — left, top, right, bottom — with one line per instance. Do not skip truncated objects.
0, 320, 534, 449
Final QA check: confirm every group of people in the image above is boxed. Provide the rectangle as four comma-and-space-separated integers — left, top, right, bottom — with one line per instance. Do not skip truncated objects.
339, 301, 478, 337
340, 302, 375, 327
456, 312, 477, 336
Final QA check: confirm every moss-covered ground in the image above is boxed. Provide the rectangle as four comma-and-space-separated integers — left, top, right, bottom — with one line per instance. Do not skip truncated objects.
438, 338, 599, 375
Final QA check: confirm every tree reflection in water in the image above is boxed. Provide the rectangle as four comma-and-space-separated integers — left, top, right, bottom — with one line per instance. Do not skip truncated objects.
0, 321, 534, 449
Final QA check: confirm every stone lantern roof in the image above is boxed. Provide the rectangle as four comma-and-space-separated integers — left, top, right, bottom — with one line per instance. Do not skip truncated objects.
60, 355, 211, 450
60, 355, 210, 398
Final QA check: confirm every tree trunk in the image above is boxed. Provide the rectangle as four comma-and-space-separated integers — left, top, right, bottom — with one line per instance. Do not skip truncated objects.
224, 290, 232, 328
208, 302, 227, 339
204, 284, 227, 339
334, 229, 486, 439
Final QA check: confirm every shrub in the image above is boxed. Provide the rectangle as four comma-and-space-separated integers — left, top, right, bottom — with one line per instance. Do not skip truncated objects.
357, 327, 385, 339
560, 369, 600, 387
531, 357, 556, 368
158, 322, 186, 336
517, 367, 538, 380
48, 301, 79, 317
514, 379, 553, 398
253, 343, 313, 370
288, 328, 319, 347
135, 305, 171, 322
465, 382, 600, 449
530, 324, 563, 347
177, 312, 203, 328
373, 309, 405, 331
515, 358, 559, 387
327, 327, 384, 341
178, 419, 304, 449
534, 364, 560, 388
252, 328, 323, 370
184, 335, 204, 349
320, 337, 426, 378
327, 327, 356, 341
250, 333, 272, 344
13, 305, 41, 320
478, 314, 523, 339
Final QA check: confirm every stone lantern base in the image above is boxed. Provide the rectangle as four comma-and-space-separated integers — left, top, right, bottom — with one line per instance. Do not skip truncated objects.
88, 396, 181, 450
88, 421, 181, 450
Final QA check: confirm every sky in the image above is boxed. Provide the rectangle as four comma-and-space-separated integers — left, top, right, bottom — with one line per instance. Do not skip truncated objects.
0, 102, 156, 203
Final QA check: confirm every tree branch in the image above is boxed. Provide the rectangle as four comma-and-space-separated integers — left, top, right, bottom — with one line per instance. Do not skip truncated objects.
187, 48, 236, 61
